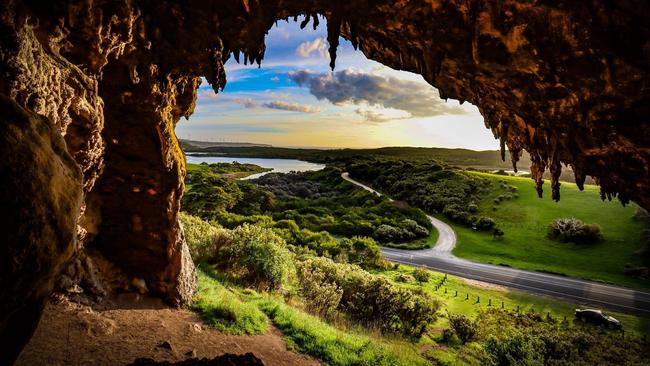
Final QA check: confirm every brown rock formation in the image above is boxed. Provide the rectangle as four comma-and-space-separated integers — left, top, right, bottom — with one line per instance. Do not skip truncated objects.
0, 96, 82, 365
1, 0, 649, 363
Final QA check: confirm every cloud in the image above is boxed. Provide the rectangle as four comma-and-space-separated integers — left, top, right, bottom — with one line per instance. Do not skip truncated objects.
289, 69, 468, 121
271, 76, 280, 82
233, 97, 258, 108
262, 101, 321, 113
295, 38, 329, 58
354, 107, 411, 123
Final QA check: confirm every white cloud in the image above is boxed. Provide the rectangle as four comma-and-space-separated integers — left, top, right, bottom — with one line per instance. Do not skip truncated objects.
233, 97, 258, 108
289, 68, 468, 121
295, 38, 329, 58
355, 107, 412, 123
262, 101, 321, 113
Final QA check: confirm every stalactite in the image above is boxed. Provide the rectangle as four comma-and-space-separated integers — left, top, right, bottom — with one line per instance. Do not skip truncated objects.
549, 158, 562, 201
300, 13, 311, 29
326, 12, 341, 71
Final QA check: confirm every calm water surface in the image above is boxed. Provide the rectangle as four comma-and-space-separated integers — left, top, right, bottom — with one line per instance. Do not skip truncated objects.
185, 155, 325, 179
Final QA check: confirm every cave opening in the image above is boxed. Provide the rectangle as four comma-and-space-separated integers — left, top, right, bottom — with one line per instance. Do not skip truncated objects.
2, 2, 650, 364
176, 15, 496, 152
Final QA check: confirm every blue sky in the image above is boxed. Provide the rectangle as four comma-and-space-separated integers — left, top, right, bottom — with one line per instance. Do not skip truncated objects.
175, 16, 499, 150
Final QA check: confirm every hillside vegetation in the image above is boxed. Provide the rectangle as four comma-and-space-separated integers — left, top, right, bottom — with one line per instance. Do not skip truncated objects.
454, 173, 647, 289
345, 159, 647, 288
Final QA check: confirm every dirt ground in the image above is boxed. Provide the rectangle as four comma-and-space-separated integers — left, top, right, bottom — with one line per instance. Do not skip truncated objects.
16, 294, 318, 366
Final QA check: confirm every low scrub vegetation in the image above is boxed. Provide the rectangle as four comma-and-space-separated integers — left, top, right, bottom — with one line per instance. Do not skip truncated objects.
181, 159, 650, 365
443, 309, 650, 365
183, 165, 433, 248
297, 257, 440, 337
346, 159, 502, 232
180, 211, 231, 262
216, 224, 294, 290
548, 218, 603, 244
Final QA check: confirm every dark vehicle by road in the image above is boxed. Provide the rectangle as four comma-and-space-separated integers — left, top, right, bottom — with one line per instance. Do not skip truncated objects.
575, 309, 623, 330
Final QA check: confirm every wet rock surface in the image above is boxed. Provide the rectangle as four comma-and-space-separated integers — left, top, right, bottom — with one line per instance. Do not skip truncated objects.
1, 0, 649, 362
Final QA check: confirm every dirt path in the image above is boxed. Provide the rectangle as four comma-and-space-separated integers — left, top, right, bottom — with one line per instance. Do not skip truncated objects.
16, 295, 319, 366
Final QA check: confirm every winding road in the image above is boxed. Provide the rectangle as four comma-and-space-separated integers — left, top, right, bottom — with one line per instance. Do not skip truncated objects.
341, 173, 650, 316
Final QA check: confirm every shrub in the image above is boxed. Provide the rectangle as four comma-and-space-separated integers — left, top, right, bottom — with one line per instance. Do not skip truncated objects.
396, 273, 415, 283
636, 229, 650, 265
296, 262, 343, 318
373, 224, 401, 242
259, 300, 430, 366
548, 218, 602, 244
412, 267, 431, 283
448, 314, 478, 344
179, 212, 232, 263
484, 332, 544, 366
297, 258, 439, 337
339, 236, 385, 269
217, 224, 294, 290
476, 217, 496, 231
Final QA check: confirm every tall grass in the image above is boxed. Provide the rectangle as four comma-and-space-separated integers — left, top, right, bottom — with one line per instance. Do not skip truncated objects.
193, 270, 268, 335
258, 299, 429, 366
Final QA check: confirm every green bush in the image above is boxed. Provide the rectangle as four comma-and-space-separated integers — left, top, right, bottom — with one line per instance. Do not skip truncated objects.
297, 258, 439, 337
448, 313, 478, 344
338, 236, 385, 269
217, 224, 294, 290
476, 217, 496, 231
296, 261, 343, 318
179, 212, 231, 262
474, 310, 650, 365
396, 273, 415, 283
548, 218, 602, 244
484, 332, 544, 366
412, 267, 431, 283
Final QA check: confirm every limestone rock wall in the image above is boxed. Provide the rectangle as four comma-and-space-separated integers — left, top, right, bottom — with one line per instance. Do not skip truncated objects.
0, 96, 83, 365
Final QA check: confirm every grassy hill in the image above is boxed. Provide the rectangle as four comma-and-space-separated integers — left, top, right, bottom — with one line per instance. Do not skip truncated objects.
454, 172, 647, 289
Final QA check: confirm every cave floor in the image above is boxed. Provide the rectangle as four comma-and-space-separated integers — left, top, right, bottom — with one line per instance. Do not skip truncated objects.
15, 295, 318, 366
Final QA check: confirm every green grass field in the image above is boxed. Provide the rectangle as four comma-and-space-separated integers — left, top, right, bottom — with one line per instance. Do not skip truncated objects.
372, 264, 650, 336
453, 172, 648, 289
374, 264, 650, 363
196, 264, 650, 366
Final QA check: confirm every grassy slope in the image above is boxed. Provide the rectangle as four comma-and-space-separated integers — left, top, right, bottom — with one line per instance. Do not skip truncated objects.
196, 264, 650, 366
453, 172, 647, 289
193, 270, 269, 335
373, 264, 650, 336
196, 268, 430, 366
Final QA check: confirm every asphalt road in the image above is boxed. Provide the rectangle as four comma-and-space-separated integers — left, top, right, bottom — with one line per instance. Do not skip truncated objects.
341, 172, 650, 316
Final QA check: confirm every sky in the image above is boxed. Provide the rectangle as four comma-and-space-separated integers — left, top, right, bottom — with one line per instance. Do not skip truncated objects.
175, 16, 499, 150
